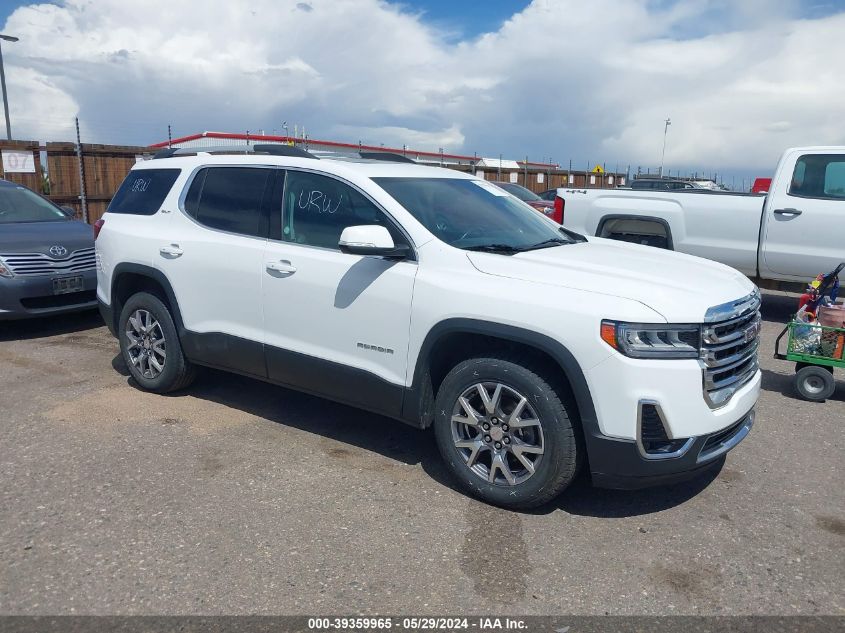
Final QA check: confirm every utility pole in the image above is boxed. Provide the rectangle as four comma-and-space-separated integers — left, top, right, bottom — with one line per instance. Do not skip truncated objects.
659, 117, 671, 177
167, 124, 172, 148
75, 117, 88, 224
0, 34, 19, 140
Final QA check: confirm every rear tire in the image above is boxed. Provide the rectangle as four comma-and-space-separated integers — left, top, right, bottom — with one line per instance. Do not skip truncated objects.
433, 354, 580, 510
118, 292, 195, 393
794, 365, 835, 401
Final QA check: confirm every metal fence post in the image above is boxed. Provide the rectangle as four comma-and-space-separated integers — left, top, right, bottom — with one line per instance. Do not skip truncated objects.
75, 117, 88, 224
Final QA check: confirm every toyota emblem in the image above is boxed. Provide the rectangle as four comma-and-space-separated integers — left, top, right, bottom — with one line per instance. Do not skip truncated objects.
49, 245, 68, 258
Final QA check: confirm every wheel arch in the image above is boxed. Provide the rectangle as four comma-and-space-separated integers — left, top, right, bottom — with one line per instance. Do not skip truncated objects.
109, 264, 184, 335
595, 213, 675, 250
403, 319, 599, 439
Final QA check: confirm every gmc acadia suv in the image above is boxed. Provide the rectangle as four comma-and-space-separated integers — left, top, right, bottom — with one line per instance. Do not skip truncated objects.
95, 145, 761, 509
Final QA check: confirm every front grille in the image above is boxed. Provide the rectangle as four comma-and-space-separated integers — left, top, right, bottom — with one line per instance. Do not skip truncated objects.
20, 290, 97, 310
698, 410, 754, 462
702, 419, 744, 454
0, 247, 96, 277
700, 291, 761, 408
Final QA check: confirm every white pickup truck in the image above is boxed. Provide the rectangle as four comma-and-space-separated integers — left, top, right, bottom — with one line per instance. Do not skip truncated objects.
557, 147, 845, 290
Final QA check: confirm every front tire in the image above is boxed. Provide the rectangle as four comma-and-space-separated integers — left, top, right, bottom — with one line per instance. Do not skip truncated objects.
118, 292, 195, 393
433, 354, 580, 509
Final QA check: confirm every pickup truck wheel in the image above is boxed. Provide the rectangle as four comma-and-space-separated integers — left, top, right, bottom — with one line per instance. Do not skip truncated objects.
794, 365, 835, 401
118, 292, 195, 393
433, 355, 580, 510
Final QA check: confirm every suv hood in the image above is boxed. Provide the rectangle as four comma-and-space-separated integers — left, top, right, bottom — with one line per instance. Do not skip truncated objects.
466, 237, 755, 323
0, 220, 94, 255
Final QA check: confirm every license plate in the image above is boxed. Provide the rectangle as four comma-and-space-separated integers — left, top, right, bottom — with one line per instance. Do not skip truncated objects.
52, 276, 84, 295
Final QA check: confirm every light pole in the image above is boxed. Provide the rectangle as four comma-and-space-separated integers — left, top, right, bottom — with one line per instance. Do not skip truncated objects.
659, 117, 671, 177
0, 34, 19, 141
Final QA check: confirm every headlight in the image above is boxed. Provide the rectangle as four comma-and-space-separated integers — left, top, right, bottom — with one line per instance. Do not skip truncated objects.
0, 257, 13, 278
601, 320, 700, 359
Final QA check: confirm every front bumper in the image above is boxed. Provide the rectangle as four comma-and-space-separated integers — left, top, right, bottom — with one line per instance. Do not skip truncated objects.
0, 269, 98, 320
587, 408, 754, 489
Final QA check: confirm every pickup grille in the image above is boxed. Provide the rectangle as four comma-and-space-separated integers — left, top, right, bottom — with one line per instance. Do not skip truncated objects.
700, 290, 761, 408
0, 248, 96, 277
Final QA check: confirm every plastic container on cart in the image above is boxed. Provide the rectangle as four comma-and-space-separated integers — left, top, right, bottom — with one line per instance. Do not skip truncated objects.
818, 304, 845, 328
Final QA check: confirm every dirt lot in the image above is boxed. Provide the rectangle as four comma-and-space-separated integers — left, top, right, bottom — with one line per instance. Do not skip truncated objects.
0, 291, 842, 615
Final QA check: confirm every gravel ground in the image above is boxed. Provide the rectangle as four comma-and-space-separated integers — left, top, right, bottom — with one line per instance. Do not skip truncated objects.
0, 291, 842, 615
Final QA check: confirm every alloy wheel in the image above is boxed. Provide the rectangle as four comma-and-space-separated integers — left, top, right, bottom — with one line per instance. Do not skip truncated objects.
125, 309, 166, 379
450, 382, 545, 486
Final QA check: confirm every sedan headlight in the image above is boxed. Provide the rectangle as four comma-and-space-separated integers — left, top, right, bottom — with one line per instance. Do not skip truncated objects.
0, 257, 13, 278
601, 320, 700, 359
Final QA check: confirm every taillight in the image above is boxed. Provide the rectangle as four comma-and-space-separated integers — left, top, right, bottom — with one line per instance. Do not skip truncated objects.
552, 196, 564, 224
93, 218, 105, 240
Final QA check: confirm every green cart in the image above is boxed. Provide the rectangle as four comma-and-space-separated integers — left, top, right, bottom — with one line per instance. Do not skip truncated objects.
775, 320, 844, 401
774, 262, 844, 401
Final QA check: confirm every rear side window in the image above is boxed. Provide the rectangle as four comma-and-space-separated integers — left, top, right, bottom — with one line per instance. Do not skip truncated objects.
108, 169, 180, 215
789, 154, 845, 200
185, 167, 272, 238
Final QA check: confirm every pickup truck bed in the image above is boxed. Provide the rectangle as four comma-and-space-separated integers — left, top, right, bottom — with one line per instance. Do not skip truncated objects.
558, 146, 845, 287
564, 189, 766, 277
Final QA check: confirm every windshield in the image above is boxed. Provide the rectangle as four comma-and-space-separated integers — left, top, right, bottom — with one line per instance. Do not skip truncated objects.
373, 177, 572, 251
0, 185, 68, 223
494, 182, 542, 202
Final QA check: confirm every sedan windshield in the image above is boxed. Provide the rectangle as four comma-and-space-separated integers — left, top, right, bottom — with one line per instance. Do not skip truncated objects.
494, 182, 543, 202
0, 185, 68, 223
373, 177, 573, 252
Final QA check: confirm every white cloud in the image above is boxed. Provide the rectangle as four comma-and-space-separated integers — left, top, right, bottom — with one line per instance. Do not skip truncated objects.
1, 0, 843, 177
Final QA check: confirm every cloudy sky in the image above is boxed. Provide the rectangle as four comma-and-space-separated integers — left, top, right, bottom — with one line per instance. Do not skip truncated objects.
0, 0, 843, 183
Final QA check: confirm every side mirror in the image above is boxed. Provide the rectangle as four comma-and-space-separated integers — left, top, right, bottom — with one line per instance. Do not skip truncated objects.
338, 225, 409, 259
60, 205, 77, 218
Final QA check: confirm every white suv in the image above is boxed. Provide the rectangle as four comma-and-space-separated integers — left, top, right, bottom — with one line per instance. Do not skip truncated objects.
95, 145, 761, 509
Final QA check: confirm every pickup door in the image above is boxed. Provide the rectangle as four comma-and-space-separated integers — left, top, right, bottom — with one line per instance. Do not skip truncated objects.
760, 148, 845, 281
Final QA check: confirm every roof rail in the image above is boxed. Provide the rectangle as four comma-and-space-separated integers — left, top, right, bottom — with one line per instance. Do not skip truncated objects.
253, 144, 318, 159
152, 144, 318, 160
357, 151, 416, 164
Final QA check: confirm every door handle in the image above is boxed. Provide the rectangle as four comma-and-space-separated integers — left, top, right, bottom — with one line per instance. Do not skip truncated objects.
159, 244, 184, 257
266, 260, 297, 274
773, 208, 803, 216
